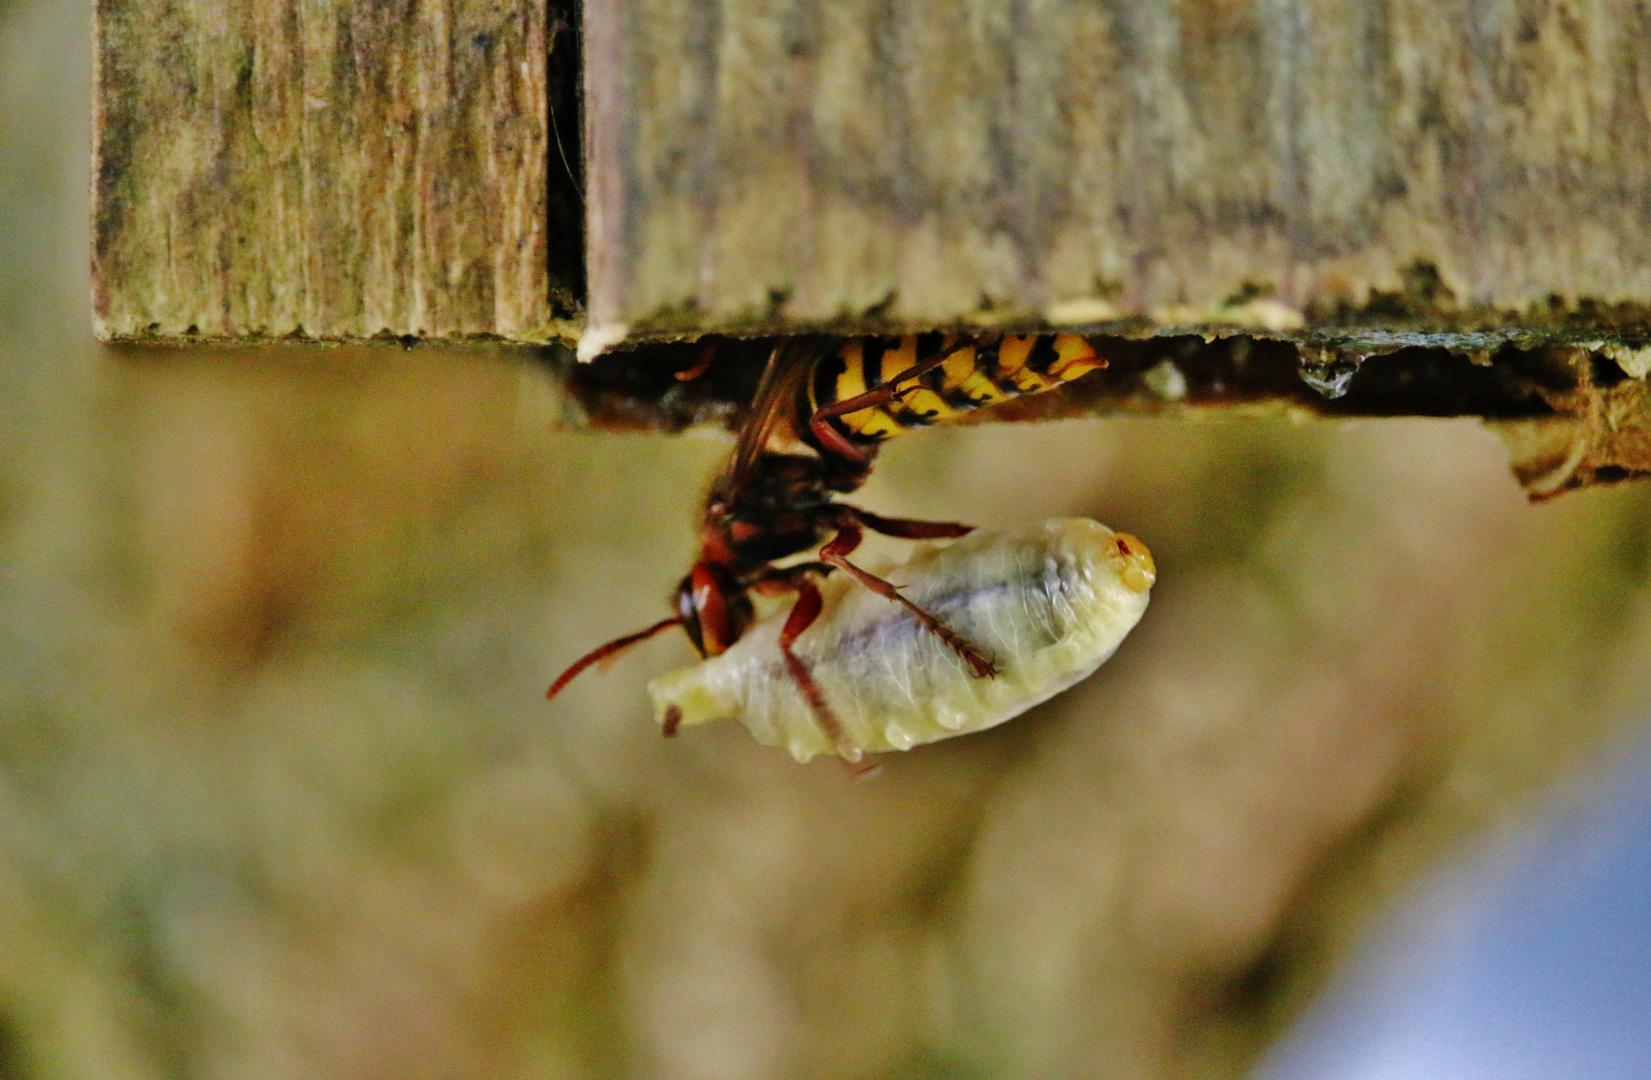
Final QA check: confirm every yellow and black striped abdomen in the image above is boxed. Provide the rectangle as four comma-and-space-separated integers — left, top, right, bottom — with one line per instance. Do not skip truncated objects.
808, 333, 1103, 447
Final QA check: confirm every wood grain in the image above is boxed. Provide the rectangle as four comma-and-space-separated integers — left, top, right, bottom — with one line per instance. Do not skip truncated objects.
93, 0, 580, 343
585, 0, 1651, 345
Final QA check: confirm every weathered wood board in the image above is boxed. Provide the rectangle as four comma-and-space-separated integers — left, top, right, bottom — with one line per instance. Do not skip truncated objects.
93, 0, 1651, 369
93, 0, 583, 343
585, 0, 1651, 347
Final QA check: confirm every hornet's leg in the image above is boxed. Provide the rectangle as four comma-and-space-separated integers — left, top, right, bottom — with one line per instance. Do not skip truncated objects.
675, 338, 717, 382
808, 339, 972, 465
851, 506, 975, 541
766, 572, 876, 774
818, 523, 997, 679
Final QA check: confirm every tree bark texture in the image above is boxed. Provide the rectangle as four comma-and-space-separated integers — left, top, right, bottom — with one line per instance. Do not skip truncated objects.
93, 0, 581, 343
585, 0, 1651, 345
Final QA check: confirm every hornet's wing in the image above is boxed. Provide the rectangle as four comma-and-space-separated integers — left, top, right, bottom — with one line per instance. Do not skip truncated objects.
721, 336, 835, 490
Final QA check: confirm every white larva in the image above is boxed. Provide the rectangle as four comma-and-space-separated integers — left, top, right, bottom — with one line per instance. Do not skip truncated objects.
648, 518, 1156, 762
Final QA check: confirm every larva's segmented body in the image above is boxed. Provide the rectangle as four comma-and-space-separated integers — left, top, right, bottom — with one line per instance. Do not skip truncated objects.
649, 519, 1155, 762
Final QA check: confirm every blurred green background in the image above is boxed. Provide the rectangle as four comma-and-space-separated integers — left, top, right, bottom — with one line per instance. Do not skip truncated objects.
5, 2, 1651, 1078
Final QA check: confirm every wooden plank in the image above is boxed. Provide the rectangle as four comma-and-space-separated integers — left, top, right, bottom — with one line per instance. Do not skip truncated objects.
584, 0, 1651, 350
93, 0, 582, 343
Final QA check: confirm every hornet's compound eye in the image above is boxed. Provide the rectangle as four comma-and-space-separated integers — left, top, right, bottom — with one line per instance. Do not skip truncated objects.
686, 563, 754, 656
675, 575, 707, 656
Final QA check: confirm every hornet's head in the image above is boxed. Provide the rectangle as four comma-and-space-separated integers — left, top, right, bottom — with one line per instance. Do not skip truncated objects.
674, 561, 754, 658
545, 561, 754, 701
